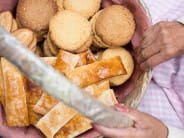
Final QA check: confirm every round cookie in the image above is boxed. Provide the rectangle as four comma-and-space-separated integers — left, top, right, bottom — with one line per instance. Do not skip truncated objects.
101, 47, 134, 86
49, 10, 92, 52
63, 0, 101, 19
94, 5, 135, 48
16, 0, 57, 35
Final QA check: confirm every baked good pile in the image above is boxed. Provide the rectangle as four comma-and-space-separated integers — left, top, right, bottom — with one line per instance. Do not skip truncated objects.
0, 0, 136, 137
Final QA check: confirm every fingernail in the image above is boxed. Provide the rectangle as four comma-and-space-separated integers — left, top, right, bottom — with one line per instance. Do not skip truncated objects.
114, 104, 129, 113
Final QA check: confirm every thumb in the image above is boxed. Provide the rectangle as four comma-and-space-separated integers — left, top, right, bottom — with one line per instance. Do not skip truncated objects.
114, 104, 145, 124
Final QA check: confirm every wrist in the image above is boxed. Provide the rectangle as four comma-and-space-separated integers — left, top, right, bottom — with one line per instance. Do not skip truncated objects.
162, 124, 169, 138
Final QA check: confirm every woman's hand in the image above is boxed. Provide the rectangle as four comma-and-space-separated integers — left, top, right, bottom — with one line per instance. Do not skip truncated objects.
137, 21, 184, 70
93, 105, 168, 138
0, 104, 42, 138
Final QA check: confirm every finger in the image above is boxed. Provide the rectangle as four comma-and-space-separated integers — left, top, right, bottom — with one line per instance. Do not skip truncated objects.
122, 108, 156, 127
114, 104, 129, 113
140, 47, 175, 70
141, 21, 176, 49
142, 26, 155, 40
140, 55, 160, 70
136, 26, 158, 55
141, 42, 181, 69
113, 105, 146, 125
140, 25, 159, 49
93, 124, 137, 138
137, 42, 161, 64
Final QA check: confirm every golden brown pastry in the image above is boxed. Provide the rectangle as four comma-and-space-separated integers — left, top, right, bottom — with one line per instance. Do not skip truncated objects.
0, 59, 4, 106
1, 58, 29, 127
98, 89, 118, 105
49, 10, 92, 53
76, 49, 97, 67
86, 49, 97, 64
55, 86, 117, 138
34, 51, 92, 116
33, 92, 58, 115
36, 102, 77, 138
76, 51, 88, 67
24, 78, 43, 125
101, 47, 134, 86
16, 0, 58, 41
91, 5, 135, 48
55, 50, 80, 73
55, 113, 91, 138
95, 80, 110, 97
41, 57, 57, 66
66, 56, 127, 87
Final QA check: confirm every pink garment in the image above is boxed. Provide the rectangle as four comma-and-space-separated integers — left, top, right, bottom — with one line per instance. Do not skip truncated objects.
138, 0, 184, 129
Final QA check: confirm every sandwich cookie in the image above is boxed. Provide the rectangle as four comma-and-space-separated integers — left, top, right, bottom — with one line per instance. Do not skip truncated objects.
91, 5, 135, 48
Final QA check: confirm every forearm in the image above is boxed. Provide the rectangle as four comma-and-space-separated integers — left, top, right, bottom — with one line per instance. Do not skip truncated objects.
167, 126, 184, 138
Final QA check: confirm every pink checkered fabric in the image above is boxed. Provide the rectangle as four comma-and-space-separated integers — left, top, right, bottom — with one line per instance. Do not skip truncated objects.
138, 0, 184, 129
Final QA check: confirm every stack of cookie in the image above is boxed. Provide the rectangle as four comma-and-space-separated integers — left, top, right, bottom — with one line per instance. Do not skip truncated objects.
0, 0, 136, 87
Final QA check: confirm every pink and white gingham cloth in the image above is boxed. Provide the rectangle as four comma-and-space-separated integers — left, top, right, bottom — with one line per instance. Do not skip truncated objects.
138, 0, 184, 129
